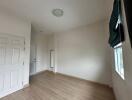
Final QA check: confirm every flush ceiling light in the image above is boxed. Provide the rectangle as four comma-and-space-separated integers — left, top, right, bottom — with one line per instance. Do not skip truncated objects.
52, 9, 64, 17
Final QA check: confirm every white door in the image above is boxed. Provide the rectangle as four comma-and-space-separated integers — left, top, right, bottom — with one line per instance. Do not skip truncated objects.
30, 44, 37, 75
0, 34, 25, 98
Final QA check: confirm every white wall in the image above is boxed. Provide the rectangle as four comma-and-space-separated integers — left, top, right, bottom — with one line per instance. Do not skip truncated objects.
54, 21, 112, 86
112, 0, 132, 100
0, 10, 31, 85
30, 33, 49, 75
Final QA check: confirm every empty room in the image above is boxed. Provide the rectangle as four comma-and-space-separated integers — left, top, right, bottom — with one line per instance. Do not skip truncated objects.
0, 0, 132, 100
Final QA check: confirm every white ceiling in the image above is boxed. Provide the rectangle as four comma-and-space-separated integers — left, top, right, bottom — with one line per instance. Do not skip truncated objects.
0, 0, 112, 34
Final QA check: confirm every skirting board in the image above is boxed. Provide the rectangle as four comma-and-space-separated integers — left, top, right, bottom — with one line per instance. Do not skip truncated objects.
30, 70, 49, 76
23, 84, 30, 89
31, 70, 112, 89
56, 72, 112, 89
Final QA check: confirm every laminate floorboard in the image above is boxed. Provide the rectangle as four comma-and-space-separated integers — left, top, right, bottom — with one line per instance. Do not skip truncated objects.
1, 71, 115, 100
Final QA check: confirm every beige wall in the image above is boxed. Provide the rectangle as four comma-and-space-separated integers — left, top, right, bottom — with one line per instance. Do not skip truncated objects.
112, 0, 132, 100
30, 20, 113, 86
0, 10, 31, 86
54, 21, 112, 86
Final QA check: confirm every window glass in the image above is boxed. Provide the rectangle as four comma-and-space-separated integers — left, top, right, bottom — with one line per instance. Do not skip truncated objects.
114, 45, 125, 80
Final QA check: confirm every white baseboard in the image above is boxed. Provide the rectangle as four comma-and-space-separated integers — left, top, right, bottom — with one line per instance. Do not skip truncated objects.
30, 70, 49, 76
56, 72, 112, 88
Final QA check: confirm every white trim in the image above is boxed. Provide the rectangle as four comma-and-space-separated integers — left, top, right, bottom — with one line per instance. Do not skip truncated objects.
114, 42, 122, 48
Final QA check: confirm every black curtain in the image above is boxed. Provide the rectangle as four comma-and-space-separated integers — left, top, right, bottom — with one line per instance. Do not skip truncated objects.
109, 0, 125, 48
123, 0, 132, 47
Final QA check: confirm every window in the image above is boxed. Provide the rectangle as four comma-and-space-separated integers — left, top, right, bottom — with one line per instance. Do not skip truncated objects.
114, 43, 125, 80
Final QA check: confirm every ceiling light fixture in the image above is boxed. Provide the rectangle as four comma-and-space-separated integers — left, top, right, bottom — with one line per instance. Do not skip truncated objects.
52, 9, 64, 17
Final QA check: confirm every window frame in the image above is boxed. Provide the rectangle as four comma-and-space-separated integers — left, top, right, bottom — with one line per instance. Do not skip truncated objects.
114, 43, 125, 80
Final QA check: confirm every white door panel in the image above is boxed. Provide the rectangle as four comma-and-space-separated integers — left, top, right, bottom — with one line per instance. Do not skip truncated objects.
4, 72, 11, 90
12, 48, 20, 64
0, 34, 25, 98
11, 70, 18, 88
0, 73, 4, 92
0, 47, 6, 65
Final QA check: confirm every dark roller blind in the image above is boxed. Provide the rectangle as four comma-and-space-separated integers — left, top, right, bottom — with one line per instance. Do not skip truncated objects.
123, 0, 132, 47
109, 0, 125, 48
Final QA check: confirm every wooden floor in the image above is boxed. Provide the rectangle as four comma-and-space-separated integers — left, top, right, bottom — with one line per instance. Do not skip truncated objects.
1, 71, 115, 100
